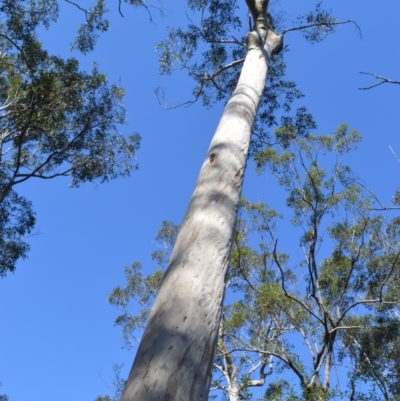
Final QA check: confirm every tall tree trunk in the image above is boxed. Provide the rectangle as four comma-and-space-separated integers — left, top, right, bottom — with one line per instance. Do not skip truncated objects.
120, 2, 282, 400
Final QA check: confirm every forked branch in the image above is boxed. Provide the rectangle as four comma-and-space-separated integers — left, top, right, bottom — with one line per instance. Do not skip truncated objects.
359, 72, 400, 90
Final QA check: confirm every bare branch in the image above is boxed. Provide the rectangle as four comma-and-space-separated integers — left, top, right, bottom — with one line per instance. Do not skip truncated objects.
247, 362, 273, 387
329, 325, 361, 334
337, 299, 400, 326
154, 86, 201, 110
218, 346, 307, 388
64, 0, 89, 20
118, 0, 124, 17
389, 146, 400, 164
14, 169, 73, 181
203, 58, 245, 83
282, 19, 361, 38
359, 72, 400, 90
355, 179, 400, 211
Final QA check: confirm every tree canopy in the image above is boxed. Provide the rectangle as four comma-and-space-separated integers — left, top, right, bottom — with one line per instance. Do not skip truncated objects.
109, 124, 400, 400
0, 0, 398, 399
0, 0, 142, 275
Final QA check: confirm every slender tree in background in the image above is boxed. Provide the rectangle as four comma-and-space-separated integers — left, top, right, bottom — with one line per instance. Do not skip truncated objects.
110, 126, 400, 401
118, 0, 359, 399
0, 0, 149, 276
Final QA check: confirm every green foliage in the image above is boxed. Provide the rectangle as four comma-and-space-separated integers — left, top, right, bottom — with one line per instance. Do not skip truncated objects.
108, 222, 179, 348
155, 0, 355, 158
295, 1, 340, 44
0, 187, 35, 276
110, 123, 400, 400
73, 0, 110, 54
104, 116, 399, 401
250, 125, 400, 400
155, 0, 324, 154
264, 379, 297, 401
223, 301, 247, 329
392, 187, 400, 206
0, 0, 141, 274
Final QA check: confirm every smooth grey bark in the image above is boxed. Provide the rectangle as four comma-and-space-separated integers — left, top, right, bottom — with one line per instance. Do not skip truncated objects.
120, 1, 282, 400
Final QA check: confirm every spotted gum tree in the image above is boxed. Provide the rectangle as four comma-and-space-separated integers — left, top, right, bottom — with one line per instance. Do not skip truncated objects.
120, 1, 358, 399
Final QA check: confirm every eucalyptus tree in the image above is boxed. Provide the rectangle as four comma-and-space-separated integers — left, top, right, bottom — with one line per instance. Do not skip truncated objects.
110, 126, 400, 401
215, 125, 400, 401
117, 0, 359, 399
0, 0, 147, 276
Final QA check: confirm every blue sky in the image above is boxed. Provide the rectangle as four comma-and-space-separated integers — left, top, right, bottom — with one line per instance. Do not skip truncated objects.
0, 0, 399, 400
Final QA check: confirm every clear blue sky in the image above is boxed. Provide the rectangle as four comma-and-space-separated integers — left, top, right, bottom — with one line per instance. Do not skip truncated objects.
0, 1, 399, 399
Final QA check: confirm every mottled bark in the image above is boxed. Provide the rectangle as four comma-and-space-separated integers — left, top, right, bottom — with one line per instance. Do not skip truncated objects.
120, 1, 282, 400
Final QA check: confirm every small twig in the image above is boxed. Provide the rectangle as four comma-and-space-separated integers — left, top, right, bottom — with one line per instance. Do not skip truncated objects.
154, 86, 201, 110
118, 0, 124, 17
389, 145, 400, 164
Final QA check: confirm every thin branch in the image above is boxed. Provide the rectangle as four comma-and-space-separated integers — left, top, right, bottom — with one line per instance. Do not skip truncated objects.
64, 0, 89, 20
298, 326, 316, 361
154, 86, 201, 110
355, 179, 400, 211
389, 145, 400, 164
359, 72, 400, 90
337, 298, 400, 326
329, 325, 361, 334
203, 58, 245, 83
118, 0, 124, 17
337, 219, 368, 306
187, 8, 246, 48
219, 347, 307, 388
379, 250, 400, 302
282, 20, 361, 38
14, 169, 73, 182
273, 239, 324, 325
0, 34, 33, 71
11, 117, 100, 186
